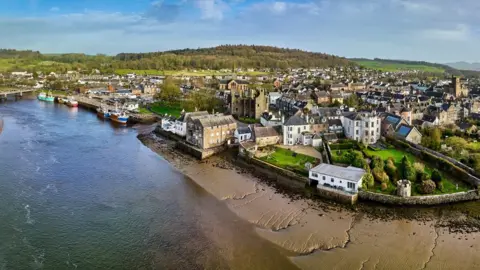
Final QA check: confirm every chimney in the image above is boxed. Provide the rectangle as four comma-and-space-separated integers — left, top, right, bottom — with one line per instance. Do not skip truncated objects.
282, 115, 285, 124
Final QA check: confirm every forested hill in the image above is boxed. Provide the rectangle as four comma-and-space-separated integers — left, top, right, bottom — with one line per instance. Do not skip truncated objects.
114, 45, 354, 70
0, 49, 41, 58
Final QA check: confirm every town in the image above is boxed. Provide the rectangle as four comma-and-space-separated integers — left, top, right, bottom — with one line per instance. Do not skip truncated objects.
2, 65, 480, 205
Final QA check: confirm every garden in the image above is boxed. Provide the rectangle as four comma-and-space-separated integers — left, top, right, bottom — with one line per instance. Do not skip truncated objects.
329, 140, 471, 196
259, 147, 319, 176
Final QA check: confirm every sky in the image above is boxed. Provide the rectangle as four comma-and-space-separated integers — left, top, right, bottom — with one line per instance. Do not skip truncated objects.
0, 0, 478, 63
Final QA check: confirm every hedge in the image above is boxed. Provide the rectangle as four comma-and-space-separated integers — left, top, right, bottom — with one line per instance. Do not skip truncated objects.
330, 143, 355, 150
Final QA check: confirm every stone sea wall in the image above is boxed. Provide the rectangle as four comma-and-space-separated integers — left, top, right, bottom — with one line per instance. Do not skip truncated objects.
358, 190, 480, 206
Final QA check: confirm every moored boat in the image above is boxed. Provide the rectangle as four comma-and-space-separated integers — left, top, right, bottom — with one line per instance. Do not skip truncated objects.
96, 106, 110, 119
37, 92, 55, 102
110, 111, 129, 124
66, 97, 78, 107
57, 97, 66, 104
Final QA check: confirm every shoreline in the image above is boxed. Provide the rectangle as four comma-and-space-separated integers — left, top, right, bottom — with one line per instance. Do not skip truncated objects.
137, 128, 480, 269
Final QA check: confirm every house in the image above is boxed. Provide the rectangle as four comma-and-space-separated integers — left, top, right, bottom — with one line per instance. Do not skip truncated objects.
268, 92, 282, 106
330, 83, 347, 91
327, 119, 343, 134
124, 102, 139, 111
186, 114, 237, 149
421, 114, 439, 127
380, 113, 408, 135
342, 112, 381, 145
234, 126, 253, 143
174, 111, 209, 137
219, 79, 249, 90
312, 91, 330, 104
331, 92, 344, 104
395, 124, 422, 145
457, 122, 478, 134
283, 114, 310, 145
254, 126, 281, 147
260, 111, 283, 127
161, 116, 177, 132
309, 163, 366, 194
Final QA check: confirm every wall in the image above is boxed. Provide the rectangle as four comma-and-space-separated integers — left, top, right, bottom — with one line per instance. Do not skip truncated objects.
358, 190, 480, 206
237, 155, 357, 204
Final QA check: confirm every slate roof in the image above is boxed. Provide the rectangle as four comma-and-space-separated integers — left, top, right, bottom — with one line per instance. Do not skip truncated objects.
310, 164, 366, 183
193, 114, 236, 128
254, 126, 279, 138
237, 127, 252, 135
328, 119, 343, 126
395, 124, 413, 138
422, 114, 437, 123
284, 115, 308, 126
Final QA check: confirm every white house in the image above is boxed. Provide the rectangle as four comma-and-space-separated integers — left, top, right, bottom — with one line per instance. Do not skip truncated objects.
309, 163, 366, 193
234, 126, 253, 143
124, 102, 139, 111
260, 111, 283, 127
342, 111, 381, 145
283, 114, 310, 145
268, 92, 282, 105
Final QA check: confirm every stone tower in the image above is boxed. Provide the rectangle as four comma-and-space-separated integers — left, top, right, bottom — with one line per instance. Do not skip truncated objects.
397, 180, 411, 197
452, 76, 468, 98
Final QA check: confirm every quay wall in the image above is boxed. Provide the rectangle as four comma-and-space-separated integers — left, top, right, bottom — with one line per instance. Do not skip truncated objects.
358, 190, 480, 205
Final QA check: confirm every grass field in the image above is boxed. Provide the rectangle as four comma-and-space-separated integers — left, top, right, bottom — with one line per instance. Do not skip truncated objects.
353, 60, 445, 73
259, 147, 318, 176
114, 69, 269, 76
149, 102, 186, 118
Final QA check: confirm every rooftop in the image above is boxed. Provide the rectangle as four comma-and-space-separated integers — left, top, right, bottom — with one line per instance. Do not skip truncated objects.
310, 164, 366, 183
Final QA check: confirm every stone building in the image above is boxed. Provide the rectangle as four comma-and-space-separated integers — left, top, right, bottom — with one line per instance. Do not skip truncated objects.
449, 76, 469, 98
230, 88, 268, 119
397, 180, 411, 197
186, 114, 237, 150
219, 79, 249, 91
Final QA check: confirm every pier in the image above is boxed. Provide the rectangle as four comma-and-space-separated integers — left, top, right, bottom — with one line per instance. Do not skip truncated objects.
0, 88, 36, 101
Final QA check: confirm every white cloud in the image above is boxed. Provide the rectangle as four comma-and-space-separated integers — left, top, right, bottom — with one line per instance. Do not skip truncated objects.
272, 2, 287, 13
421, 24, 471, 41
50, 7, 60, 12
195, 0, 229, 20
248, 1, 322, 15
391, 0, 440, 13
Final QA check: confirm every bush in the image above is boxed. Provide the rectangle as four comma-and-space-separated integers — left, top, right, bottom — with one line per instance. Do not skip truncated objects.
364, 173, 375, 188
437, 181, 444, 192
384, 160, 398, 181
416, 171, 428, 183
371, 156, 384, 170
373, 167, 390, 183
420, 180, 436, 194
381, 182, 388, 191
431, 169, 442, 183
402, 156, 416, 182
330, 143, 355, 150
413, 162, 425, 173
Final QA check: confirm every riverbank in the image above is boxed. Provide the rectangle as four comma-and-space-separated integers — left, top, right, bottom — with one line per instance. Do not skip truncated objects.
138, 128, 480, 270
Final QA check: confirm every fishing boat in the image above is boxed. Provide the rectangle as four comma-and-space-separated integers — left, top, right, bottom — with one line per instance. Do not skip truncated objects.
57, 97, 66, 104
66, 97, 78, 107
96, 106, 110, 119
37, 91, 55, 102
109, 102, 129, 124
110, 111, 129, 124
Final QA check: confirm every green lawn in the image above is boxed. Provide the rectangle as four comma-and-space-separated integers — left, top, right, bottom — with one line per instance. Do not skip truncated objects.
330, 149, 352, 164
353, 60, 445, 73
149, 102, 185, 118
138, 107, 153, 115
259, 147, 318, 176
115, 69, 270, 77
238, 117, 259, 124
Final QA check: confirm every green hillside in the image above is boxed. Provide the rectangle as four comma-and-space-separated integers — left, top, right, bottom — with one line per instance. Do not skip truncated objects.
353, 59, 445, 73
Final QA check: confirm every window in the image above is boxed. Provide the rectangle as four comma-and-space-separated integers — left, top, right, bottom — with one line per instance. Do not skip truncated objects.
288, 134, 292, 138
371, 131, 374, 136
356, 130, 359, 135
365, 131, 368, 136
322, 176, 326, 180
356, 122, 359, 127
304, 126, 307, 130
289, 127, 293, 131
365, 122, 369, 128
377, 128, 379, 133
347, 182, 356, 190
312, 173, 318, 178
331, 178, 334, 183
211, 133, 214, 137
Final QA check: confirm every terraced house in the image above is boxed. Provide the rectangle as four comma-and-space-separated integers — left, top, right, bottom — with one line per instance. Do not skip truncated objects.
186, 114, 237, 150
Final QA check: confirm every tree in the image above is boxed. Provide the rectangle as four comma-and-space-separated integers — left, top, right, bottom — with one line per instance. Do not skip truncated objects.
371, 156, 384, 170
431, 169, 442, 183
402, 156, 416, 182
413, 162, 425, 174
344, 94, 359, 108
445, 136, 467, 154
351, 151, 368, 170
430, 128, 442, 150
384, 159, 398, 181
420, 180, 436, 194
363, 173, 375, 188
157, 77, 182, 102
373, 167, 390, 183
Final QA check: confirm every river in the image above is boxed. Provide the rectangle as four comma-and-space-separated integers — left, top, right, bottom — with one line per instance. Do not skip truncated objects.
3, 98, 480, 270
0, 99, 297, 269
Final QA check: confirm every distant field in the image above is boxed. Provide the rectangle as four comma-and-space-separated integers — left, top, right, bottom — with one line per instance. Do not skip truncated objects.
0, 59, 70, 72
353, 60, 445, 73
114, 69, 269, 76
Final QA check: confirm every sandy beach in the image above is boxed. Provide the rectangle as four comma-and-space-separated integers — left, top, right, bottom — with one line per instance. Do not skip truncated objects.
137, 129, 480, 270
